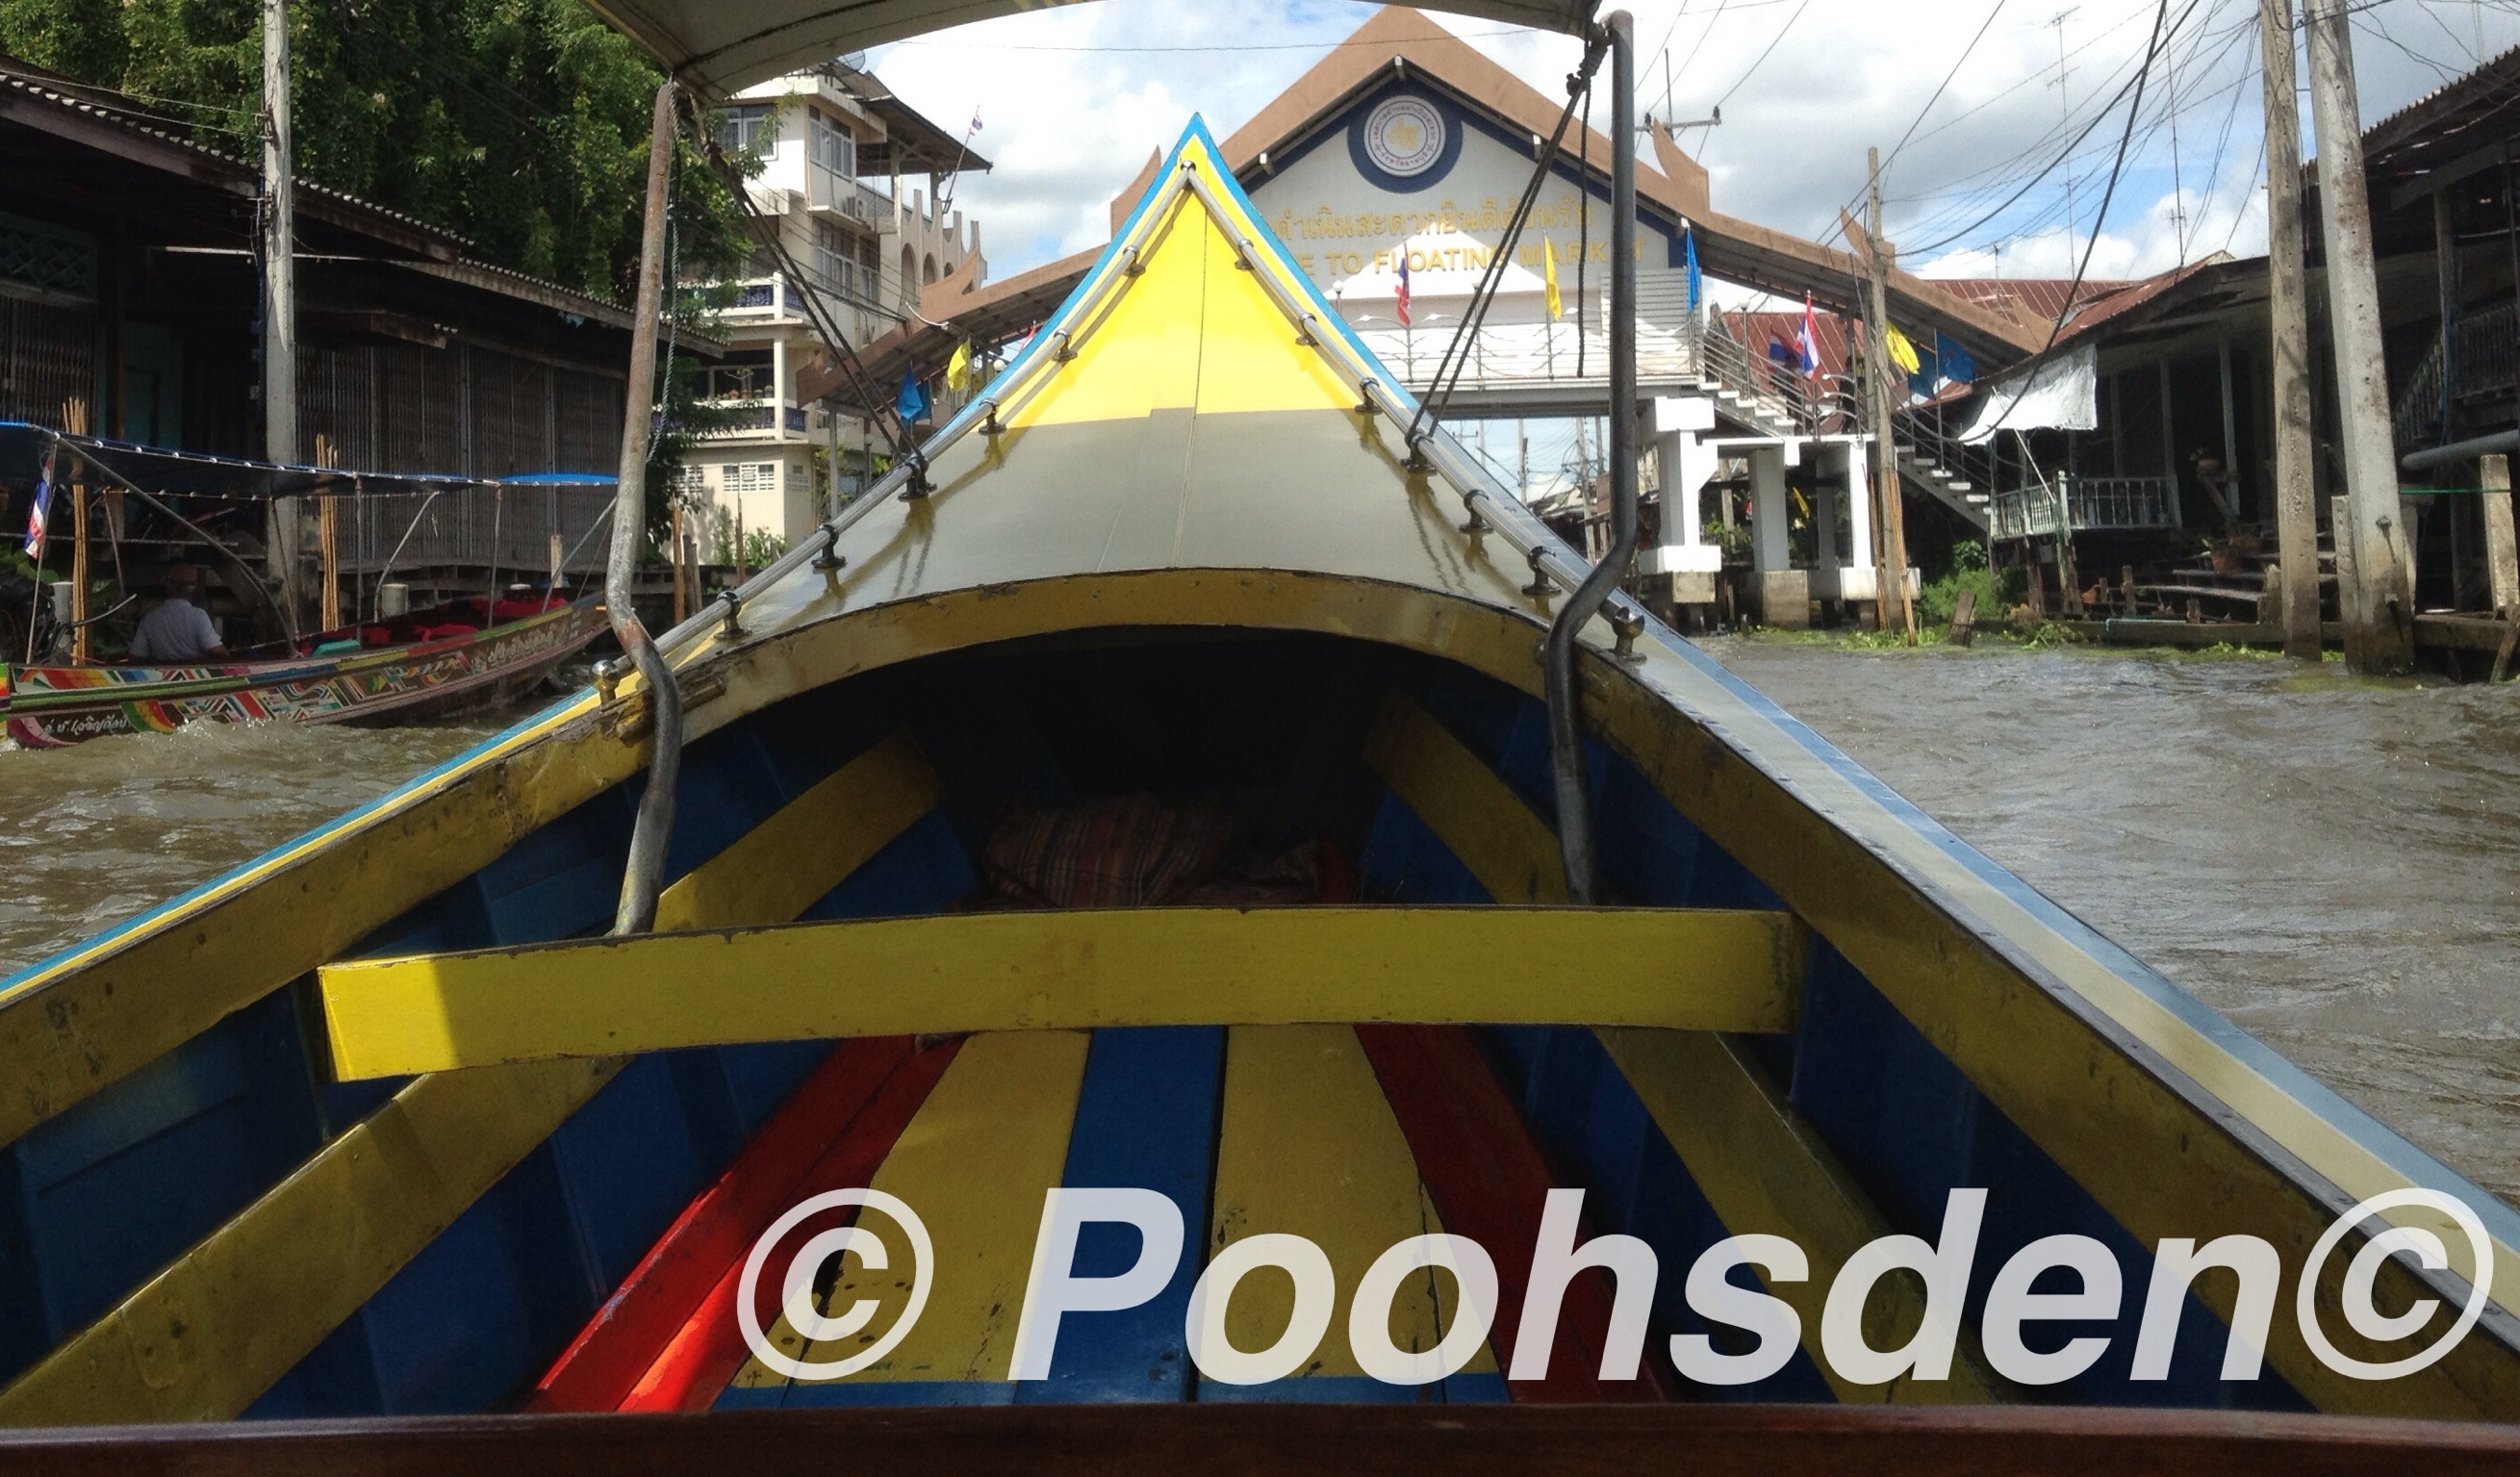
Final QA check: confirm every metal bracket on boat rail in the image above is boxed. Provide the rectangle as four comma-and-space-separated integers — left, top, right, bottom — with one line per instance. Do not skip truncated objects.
716, 590, 748, 639
1610, 607, 1645, 664
1522, 549, 1558, 601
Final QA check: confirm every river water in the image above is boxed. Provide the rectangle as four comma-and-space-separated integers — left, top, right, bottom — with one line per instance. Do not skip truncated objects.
1704, 637, 2520, 1209
3, 643, 2514, 1207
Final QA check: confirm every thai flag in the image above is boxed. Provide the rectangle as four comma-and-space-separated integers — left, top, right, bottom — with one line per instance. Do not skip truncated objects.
1396, 251, 1413, 328
20, 452, 53, 562
1796, 293, 1823, 380
970, 109, 982, 134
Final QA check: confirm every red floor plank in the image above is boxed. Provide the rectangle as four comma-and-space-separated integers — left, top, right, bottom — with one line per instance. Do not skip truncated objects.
1355, 1023, 1668, 1404
529, 1037, 917, 1413
618, 1036, 965, 1412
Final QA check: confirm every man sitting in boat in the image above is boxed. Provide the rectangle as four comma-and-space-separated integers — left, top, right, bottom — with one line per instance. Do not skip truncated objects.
127, 564, 230, 664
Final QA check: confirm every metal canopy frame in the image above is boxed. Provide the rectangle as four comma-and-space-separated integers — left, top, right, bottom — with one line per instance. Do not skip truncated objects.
581, 0, 1600, 98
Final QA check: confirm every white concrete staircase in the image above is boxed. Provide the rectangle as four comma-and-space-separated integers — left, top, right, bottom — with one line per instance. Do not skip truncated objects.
1894, 441, 1991, 531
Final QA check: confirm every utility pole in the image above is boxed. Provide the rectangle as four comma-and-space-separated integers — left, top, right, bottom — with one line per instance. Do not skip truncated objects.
2304, 0, 2412, 673
1866, 147, 1917, 641
2259, 0, 2321, 659
262, 0, 303, 630
2051, 10, 2080, 252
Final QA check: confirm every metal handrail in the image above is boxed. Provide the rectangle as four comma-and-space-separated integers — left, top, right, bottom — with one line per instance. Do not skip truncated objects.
1544, 12, 1637, 904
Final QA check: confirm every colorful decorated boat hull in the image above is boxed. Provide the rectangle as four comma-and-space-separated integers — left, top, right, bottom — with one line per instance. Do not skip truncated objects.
1, 598, 609, 748
0, 120, 2513, 1472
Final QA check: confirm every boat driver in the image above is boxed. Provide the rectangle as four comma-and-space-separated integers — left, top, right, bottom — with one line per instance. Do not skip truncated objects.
128, 563, 231, 663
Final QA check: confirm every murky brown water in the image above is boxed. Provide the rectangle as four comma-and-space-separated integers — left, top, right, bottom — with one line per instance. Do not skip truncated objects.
5, 643, 2515, 1210
1704, 636, 2520, 1209
0, 719, 496, 978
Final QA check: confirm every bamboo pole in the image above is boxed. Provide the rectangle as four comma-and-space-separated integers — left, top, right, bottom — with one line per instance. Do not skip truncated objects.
64, 398, 89, 663
670, 503, 687, 623
315, 433, 341, 632
1865, 150, 1917, 642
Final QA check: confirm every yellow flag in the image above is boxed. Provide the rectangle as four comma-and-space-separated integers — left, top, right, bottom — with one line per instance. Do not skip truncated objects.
945, 339, 974, 393
1885, 326, 1922, 377
1543, 239, 1562, 321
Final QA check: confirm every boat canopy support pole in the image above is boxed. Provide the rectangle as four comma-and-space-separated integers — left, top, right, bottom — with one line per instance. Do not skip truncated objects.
1544, 11, 1638, 904
609, 78, 684, 936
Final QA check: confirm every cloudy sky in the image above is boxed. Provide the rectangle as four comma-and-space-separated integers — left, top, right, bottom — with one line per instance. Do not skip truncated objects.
868, 0, 2520, 291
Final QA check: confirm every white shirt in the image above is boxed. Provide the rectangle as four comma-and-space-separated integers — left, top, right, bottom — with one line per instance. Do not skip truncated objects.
128, 597, 224, 663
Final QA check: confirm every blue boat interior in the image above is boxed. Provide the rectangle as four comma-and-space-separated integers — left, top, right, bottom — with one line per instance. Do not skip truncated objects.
0, 627, 2312, 1413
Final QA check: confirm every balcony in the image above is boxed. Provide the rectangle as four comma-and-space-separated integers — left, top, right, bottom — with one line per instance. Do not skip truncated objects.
696, 368, 809, 439
722, 270, 895, 326
1989, 476, 2176, 541
807, 171, 895, 231
1350, 267, 1764, 408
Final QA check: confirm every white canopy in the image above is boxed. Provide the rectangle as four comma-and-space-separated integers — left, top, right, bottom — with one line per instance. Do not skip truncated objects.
584, 0, 1599, 97
1956, 343, 2098, 445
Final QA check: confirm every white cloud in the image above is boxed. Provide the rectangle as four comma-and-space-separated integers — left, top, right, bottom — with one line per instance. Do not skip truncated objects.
866, 0, 2520, 282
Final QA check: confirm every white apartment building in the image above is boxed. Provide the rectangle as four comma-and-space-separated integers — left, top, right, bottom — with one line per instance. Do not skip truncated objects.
680, 62, 986, 555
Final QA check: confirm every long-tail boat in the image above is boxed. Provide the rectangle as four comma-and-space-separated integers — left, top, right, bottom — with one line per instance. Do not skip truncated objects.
0, 9, 2516, 1472
1, 425, 611, 747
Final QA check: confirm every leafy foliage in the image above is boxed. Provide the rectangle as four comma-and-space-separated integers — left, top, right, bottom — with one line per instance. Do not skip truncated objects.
0, 0, 749, 303
1916, 539, 2013, 629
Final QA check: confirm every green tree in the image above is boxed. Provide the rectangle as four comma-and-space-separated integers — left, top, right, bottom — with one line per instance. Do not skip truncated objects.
1, 0, 748, 304
3, 0, 760, 546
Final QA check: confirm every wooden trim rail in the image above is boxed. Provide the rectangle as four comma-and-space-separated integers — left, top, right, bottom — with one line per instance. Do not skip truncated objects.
1, 1403, 2515, 1476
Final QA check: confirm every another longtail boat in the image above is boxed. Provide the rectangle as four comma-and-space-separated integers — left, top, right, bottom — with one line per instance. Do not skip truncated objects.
0, 78, 2516, 1477
1, 425, 612, 747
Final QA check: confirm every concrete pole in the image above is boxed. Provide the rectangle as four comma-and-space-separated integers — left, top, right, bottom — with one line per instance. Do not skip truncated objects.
2434, 189, 2458, 446
262, 0, 302, 635
2304, 0, 2413, 672
1866, 147, 1916, 640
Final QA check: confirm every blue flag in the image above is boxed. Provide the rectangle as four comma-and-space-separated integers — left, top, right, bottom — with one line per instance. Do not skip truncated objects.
20, 452, 53, 562
1684, 225, 1703, 312
1936, 333, 1977, 390
897, 367, 931, 425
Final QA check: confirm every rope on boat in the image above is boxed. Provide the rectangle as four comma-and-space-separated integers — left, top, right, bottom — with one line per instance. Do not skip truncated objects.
1400, 26, 1612, 457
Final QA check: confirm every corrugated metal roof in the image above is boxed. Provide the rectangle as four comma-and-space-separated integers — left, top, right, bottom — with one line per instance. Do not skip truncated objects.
0, 59, 466, 254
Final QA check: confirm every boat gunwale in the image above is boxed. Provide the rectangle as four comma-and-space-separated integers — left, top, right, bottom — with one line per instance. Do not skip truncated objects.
2, 110, 2515, 1414
2, 597, 608, 714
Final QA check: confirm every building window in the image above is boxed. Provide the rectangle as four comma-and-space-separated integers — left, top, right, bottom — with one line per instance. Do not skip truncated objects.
722, 461, 779, 505
808, 109, 856, 177
718, 103, 774, 156
814, 217, 860, 301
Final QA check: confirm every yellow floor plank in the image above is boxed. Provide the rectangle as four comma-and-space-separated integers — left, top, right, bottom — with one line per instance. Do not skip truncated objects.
1208, 1024, 1496, 1383
729, 1030, 1090, 1389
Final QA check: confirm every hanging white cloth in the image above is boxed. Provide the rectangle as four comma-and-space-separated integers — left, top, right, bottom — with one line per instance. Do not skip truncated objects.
1956, 344, 2098, 444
